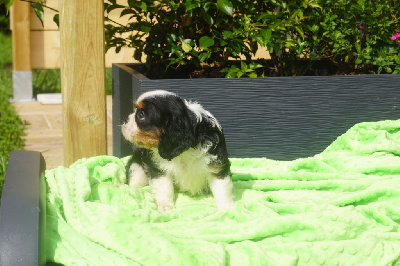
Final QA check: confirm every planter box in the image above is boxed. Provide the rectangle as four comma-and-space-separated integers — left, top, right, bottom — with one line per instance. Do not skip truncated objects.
112, 63, 400, 160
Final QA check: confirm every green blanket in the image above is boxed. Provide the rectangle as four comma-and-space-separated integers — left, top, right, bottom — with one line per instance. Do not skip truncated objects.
46, 120, 400, 265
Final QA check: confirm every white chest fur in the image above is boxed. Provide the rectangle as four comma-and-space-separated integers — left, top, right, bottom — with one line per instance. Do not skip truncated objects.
152, 147, 216, 195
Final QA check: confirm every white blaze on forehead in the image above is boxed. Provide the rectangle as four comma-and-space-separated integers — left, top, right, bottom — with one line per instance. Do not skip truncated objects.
137, 90, 176, 103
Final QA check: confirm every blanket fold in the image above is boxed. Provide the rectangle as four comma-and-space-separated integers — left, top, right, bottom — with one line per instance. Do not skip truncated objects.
46, 120, 400, 265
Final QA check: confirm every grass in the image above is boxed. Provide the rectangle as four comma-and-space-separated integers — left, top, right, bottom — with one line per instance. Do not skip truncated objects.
0, 32, 25, 196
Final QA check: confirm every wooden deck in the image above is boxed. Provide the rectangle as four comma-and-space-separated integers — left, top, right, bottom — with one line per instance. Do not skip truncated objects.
12, 95, 113, 169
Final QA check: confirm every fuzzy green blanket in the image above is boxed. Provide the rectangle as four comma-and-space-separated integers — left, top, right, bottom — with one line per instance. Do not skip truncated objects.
46, 120, 400, 265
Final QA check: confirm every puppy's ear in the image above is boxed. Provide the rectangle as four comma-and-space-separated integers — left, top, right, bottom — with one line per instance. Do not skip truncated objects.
158, 115, 194, 160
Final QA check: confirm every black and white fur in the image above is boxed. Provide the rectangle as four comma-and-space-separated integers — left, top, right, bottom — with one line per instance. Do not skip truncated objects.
122, 90, 235, 212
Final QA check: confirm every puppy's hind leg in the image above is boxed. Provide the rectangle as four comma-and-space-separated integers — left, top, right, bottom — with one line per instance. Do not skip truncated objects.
128, 163, 149, 188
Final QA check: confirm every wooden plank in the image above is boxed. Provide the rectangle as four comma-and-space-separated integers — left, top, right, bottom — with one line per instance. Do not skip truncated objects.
30, 31, 139, 69
11, 1, 31, 71
60, 0, 107, 166
30, 31, 60, 69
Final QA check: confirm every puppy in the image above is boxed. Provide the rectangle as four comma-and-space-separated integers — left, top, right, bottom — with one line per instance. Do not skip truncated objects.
122, 90, 235, 212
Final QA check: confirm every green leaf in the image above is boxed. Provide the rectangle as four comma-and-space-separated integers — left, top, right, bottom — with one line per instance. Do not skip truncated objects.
6, 0, 14, 11
167, 33, 177, 42
198, 53, 211, 62
249, 63, 263, 69
202, 2, 211, 11
171, 44, 184, 57
140, 25, 151, 33
223, 31, 233, 38
222, 65, 239, 78
140, 2, 147, 12
185, 0, 198, 12
225, 72, 237, 78
273, 43, 282, 54
199, 36, 215, 50
355, 58, 362, 64
120, 8, 136, 18
237, 70, 244, 78
240, 61, 247, 71
295, 26, 304, 39
258, 29, 272, 46
201, 12, 214, 26
248, 72, 258, 78
181, 42, 192, 53
53, 14, 59, 27
216, 0, 233, 16
354, 43, 361, 53
308, 2, 321, 8
183, 39, 195, 46
394, 55, 400, 65
220, 67, 229, 73
31, 3, 44, 27
296, 10, 303, 19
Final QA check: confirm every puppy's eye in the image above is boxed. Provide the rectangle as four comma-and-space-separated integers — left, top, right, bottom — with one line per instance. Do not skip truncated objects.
136, 110, 146, 121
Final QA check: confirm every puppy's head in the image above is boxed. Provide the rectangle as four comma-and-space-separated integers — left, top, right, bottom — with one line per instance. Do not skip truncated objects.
122, 90, 195, 160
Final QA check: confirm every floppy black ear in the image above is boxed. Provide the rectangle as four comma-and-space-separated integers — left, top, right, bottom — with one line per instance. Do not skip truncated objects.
158, 115, 194, 160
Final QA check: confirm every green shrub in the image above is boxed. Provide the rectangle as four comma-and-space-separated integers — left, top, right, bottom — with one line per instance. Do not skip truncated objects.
104, 0, 318, 77
12, 0, 400, 77
104, 0, 399, 77
311, 0, 400, 74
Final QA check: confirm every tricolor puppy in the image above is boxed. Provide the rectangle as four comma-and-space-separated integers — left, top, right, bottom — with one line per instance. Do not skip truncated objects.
122, 90, 235, 212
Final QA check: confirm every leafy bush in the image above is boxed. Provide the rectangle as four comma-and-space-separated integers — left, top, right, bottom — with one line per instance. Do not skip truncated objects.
310, 0, 400, 75
104, 0, 321, 77
11, 0, 400, 77
104, 0, 399, 78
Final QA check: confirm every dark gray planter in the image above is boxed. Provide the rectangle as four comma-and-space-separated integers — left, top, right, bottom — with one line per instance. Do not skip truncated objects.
112, 63, 400, 160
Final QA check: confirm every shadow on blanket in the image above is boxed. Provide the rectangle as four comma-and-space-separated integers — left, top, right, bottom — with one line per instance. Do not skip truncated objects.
46, 120, 400, 265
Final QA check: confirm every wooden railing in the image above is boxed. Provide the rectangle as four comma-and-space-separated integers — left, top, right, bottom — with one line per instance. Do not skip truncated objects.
10, 0, 137, 102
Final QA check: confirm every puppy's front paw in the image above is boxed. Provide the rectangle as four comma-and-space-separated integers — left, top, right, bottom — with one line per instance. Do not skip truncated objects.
216, 200, 235, 211
209, 176, 235, 211
150, 175, 175, 212
156, 201, 175, 212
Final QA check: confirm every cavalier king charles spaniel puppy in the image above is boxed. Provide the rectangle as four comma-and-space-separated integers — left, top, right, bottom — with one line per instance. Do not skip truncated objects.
122, 90, 235, 212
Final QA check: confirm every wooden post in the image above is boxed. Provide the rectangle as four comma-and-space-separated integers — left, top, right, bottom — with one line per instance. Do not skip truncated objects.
11, 0, 33, 101
59, 0, 107, 166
